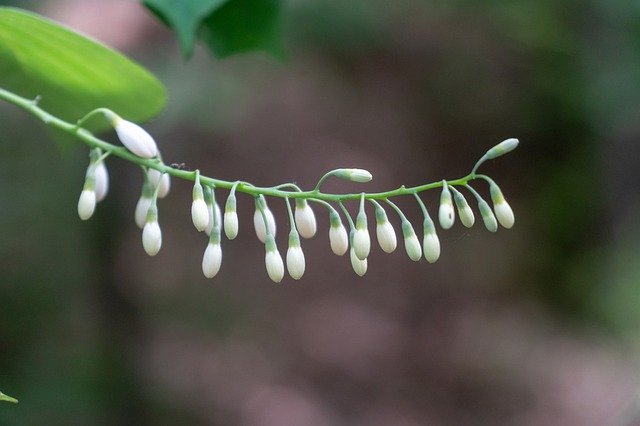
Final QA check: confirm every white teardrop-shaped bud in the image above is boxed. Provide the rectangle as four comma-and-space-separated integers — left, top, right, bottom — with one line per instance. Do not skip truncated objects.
202, 242, 222, 278
422, 228, 440, 263
135, 196, 152, 229
286, 234, 306, 280
192, 198, 209, 232
335, 168, 373, 183
147, 169, 171, 199
77, 189, 96, 220
489, 182, 515, 229
294, 200, 317, 239
253, 207, 277, 243
329, 223, 349, 255
113, 117, 158, 159
452, 189, 474, 228
402, 221, 422, 261
224, 193, 238, 239
374, 205, 396, 253
484, 138, 519, 160
478, 199, 498, 232
350, 247, 368, 276
439, 182, 455, 230
353, 211, 370, 260
94, 161, 109, 202
142, 220, 162, 256
264, 235, 284, 283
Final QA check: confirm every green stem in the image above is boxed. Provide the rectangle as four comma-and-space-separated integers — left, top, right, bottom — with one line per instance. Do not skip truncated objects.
0, 86, 480, 202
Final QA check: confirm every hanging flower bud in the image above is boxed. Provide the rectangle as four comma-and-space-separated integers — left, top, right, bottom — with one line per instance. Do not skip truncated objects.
254, 196, 277, 243
224, 193, 239, 240
334, 168, 373, 183
93, 161, 109, 202
111, 116, 158, 159
352, 201, 370, 260
142, 205, 162, 256
422, 219, 440, 263
350, 246, 368, 276
452, 188, 474, 228
329, 210, 348, 256
374, 204, 396, 253
202, 230, 222, 278
77, 173, 96, 221
489, 181, 515, 229
286, 230, 305, 280
147, 169, 170, 198
478, 198, 498, 232
264, 235, 284, 283
401, 220, 422, 261
484, 138, 519, 160
294, 199, 317, 239
439, 181, 455, 230
191, 178, 209, 232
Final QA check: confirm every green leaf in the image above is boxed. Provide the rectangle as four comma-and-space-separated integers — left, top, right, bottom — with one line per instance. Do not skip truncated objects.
199, 0, 285, 59
143, 0, 230, 59
0, 391, 18, 404
0, 7, 166, 131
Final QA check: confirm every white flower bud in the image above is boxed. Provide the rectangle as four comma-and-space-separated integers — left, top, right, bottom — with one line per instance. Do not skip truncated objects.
478, 199, 498, 232
113, 117, 158, 159
335, 168, 373, 183
353, 211, 370, 260
265, 236, 284, 283
224, 194, 238, 239
94, 161, 109, 202
142, 220, 162, 256
329, 223, 349, 256
422, 224, 440, 263
401, 221, 421, 261
350, 247, 368, 276
484, 138, 519, 160
135, 196, 152, 229
489, 182, 515, 229
375, 205, 396, 253
294, 200, 317, 239
452, 189, 474, 228
77, 189, 96, 220
286, 233, 306, 280
192, 198, 209, 232
202, 242, 222, 278
254, 207, 277, 243
439, 182, 455, 230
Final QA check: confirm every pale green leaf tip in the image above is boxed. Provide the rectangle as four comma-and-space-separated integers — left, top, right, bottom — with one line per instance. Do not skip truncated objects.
0, 391, 18, 404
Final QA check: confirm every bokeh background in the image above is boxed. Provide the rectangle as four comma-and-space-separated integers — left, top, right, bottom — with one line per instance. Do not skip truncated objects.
2, 0, 640, 424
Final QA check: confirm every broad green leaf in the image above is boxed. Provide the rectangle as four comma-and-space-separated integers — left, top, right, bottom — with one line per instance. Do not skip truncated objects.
199, 0, 285, 59
0, 7, 166, 131
143, 0, 230, 59
0, 391, 18, 404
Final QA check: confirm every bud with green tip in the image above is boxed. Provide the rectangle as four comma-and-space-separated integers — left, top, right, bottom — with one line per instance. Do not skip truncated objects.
353, 210, 370, 261
202, 229, 222, 278
334, 168, 373, 183
478, 198, 498, 232
77, 174, 96, 221
401, 220, 422, 261
375, 204, 397, 253
489, 181, 515, 229
224, 193, 239, 240
93, 161, 109, 202
349, 229, 368, 276
135, 179, 154, 229
439, 181, 455, 230
484, 138, 519, 160
286, 230, 305, 280
142, 205, 162, 256
254, 196, 277, 243
191, 180, 209, 232
329, 210, 348, 256
452, 188, 474, 228
264, 235, 284, 283
110, 114, 158, 159
295, 199, 317, 239
422, 218, 440, 263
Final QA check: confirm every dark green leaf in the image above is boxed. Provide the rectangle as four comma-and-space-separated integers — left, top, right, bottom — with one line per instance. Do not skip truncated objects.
0, 7, 166, 131
143, 0, 230, 58
199, 0, 285, 59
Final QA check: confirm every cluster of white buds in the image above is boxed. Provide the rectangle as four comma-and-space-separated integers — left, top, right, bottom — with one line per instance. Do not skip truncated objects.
72, 112, 518, 282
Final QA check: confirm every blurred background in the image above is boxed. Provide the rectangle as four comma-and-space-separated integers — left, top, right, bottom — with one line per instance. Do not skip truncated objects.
2, 0, 640, 424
